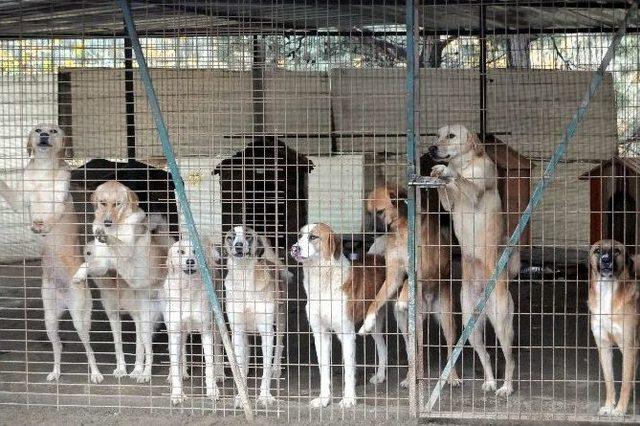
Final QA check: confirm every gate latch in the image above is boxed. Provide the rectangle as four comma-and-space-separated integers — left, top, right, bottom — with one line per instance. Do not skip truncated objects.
407, 174, 447, 188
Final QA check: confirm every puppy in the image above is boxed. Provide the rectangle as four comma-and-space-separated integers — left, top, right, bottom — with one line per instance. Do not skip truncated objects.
291, 223, 388, 408
588, 240, 639, 416
360, 185, 459, 387
429, 124, 519, 396
0, 124, 102, 383
73, 180, 169, 382
164, 237, 224, 405
224, 226, 285, 407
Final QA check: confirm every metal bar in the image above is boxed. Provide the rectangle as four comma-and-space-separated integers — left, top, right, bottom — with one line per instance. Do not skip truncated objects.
115, 0, 254, 420
222, 131, 513, 138
123, 9, 136, 162
405, 0, 419, 416
8, 25, 640, 39
479, 4, 487, 140
251, 35, 265, 135
425, 0, 639, 414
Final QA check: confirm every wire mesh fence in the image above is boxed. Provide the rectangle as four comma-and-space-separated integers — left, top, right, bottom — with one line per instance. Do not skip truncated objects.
0, 0, 639, 423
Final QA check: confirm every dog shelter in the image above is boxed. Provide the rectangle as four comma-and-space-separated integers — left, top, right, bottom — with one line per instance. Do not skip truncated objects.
0, 0, 640, 423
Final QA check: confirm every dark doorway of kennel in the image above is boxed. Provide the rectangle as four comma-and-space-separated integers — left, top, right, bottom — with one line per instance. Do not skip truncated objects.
606, 190, 636, 249
213, 137, 315, 256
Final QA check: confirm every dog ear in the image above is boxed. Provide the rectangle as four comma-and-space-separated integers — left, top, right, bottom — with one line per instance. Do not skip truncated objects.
26, 134, 34, 158
126, 187, 139, 208
254, 235, 265, 258
469, 132, 485, 155
322, 231, 342, 261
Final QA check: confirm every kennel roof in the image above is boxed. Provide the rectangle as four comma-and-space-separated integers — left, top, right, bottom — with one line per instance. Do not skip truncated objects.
0, 1, 637, 38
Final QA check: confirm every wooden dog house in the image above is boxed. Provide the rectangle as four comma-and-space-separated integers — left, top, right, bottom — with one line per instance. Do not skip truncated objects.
580, 157, 640, 247
213, 137, 315, 253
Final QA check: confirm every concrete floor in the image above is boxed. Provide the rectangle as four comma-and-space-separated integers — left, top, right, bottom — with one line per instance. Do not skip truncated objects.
0, 260, 638, 424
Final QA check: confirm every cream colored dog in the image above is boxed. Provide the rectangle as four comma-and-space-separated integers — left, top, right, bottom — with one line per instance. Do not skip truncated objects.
429, 124, 519, 397
0, 124, 102, 383
164, 237, 224, 405
224, 226, 285, 408
73, 180, 169, 382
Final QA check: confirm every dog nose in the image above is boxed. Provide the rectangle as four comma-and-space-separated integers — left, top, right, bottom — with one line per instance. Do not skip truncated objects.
291, 244, 300, 254
428, 145, 438, 157
103, 218, 113, 227
38, 133, 50, 144
186, 258, 196, 267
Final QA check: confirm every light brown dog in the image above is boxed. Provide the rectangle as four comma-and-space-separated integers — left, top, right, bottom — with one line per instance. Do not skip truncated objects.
0, 124, 102, 383
588, 240, 639, 416
429, 124, 518, 396
73, 180, 170, 382
358, 185, 458, 387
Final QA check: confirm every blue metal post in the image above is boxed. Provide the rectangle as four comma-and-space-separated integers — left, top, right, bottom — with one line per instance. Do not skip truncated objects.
405, 0, 419, 415
116, 0, 254, 420
425, 0, 638, 414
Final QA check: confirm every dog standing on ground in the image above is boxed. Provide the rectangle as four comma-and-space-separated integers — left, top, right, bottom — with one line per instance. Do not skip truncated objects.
224, 226, 285, 407
72, 180, 169, 382
429, 124, 519, 396
359, 185, 459, 387
291, 223, 388, 408
0, 124, 103, 383
588, 240, 639, 416
164, 237, 224, 404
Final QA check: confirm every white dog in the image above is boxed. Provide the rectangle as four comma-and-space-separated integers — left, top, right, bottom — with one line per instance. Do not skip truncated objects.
291, 223, 387, 408
0, 124, 102, 383
429, 124, 519, 396
164, 237, 224, 405
224, 226, 285, 408
72, 180, 169, 382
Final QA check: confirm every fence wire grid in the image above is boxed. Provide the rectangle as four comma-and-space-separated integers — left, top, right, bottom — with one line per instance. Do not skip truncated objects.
0, 0, 639, 423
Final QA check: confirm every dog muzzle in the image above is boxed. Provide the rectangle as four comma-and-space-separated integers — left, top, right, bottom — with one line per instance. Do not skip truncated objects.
290, 245, 305, 262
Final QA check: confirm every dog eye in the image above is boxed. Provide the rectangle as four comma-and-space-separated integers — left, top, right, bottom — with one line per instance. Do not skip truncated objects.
309, 235, 319, 241
447, 133, 456, 139
35, 128, 41, 133
179, 249, 185, 255
99, 201, 106, 207
50, 129, 58, 134
594, 248, 601, 255
614, 248, 620, 255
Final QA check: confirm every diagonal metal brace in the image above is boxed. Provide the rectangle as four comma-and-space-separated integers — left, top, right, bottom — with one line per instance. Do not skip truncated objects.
116, 0, 254, 420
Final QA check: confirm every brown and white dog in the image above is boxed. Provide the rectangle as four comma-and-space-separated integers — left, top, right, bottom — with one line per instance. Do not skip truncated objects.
0, 124, 103, 383
359, 185, 459, 387
72, 180, 169, 382
224, 226, 286, 408
588, 240, 639, 416
429, 124, 519, 396
291, 223, 387, 408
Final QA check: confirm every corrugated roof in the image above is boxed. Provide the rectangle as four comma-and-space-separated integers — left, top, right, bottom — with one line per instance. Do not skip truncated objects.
0, 1, 636, 38
579, 156, 640, 178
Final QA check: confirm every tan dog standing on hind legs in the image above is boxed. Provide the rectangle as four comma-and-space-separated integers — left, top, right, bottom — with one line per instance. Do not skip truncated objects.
0, 124, 102, 383
429, 124, 519, 397
72, 180, 169, 382
359, 185, 459, 387
588, 240, 639, 417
